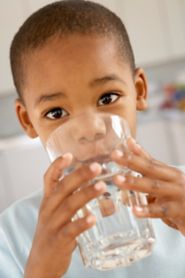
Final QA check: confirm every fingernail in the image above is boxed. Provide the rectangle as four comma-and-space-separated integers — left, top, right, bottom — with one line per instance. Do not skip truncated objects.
116, 175, 126, 183
135, 143, 142, 151
134, 206, 144, 212
89, 162, 101, 173
86, 214, 96, 224
130, 137, 136, 144
62, 153, 73, 160
113, 149, 123, 158
134, 206, 148, 213
130, 137, 141, 150
94, 181, 106, 191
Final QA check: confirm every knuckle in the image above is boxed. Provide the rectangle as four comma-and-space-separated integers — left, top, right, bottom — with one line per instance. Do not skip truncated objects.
62, 226, 75, 238
43, 164, 60, 184
77, 218, 88, 231
125, 153, 134, 167
64, 199, 75, 213
77, 166, 92, 181
85, 186, 96, 200
78, 218, 93, 234
79, 186, 95, 204
145, 158, 155, 173
62, 219, 87, 239
72, 221, 87, 238
53, 164, 63, 179
126, 175, 135, 184
80, 186, 97, 206
151, 179, 160, 190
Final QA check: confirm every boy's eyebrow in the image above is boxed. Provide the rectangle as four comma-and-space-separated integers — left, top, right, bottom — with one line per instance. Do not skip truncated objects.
35, 92, 67, 107
34, 74, 125, 107
89, 74, 126, 87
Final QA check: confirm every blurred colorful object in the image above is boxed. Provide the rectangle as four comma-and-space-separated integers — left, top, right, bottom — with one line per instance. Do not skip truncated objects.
160, 84, 185, 111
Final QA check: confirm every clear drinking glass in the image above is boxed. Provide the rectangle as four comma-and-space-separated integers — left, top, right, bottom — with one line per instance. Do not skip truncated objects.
46, 112, 155, 271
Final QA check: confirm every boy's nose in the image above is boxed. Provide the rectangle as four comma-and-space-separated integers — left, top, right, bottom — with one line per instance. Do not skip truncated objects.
78, 132, 105, 144
72, 115, 107, 144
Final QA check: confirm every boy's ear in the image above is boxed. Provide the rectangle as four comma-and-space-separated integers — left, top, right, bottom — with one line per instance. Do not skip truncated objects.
15, 99, 38, 138
134, 67, 148, 111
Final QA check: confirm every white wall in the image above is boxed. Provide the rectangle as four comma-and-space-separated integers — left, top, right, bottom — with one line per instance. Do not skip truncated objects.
0, 137, 49, 212
0, 0, 185, 94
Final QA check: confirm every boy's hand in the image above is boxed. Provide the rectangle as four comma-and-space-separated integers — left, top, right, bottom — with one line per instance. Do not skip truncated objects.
112, 138, 185, 236
24, 154, 106, 278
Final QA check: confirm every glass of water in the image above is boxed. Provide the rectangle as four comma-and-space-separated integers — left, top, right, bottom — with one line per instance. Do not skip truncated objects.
46, 112, 155, 271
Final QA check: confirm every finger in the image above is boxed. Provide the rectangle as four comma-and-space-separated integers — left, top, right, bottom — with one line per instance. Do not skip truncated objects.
127, 138, 167, 168
178, 226, 185, 236
133, 203, 185, 236
42, 162, 102, 214
52, 181, 107, 228
114, 174, 182, 198
59, 214, 96, 244
132, 201, 180, 219
147, 195, 157, 204
44, 153, 73, 197
127, 137, 151, 159
57, 162, 102, 199
112, 150, 185, 183
161, 218, 178, 230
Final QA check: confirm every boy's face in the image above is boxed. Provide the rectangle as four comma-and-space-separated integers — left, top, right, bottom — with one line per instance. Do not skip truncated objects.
16, 34, 148, 145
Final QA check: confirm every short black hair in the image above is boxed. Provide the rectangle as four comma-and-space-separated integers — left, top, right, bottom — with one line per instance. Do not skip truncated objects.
10, 0, 135, 97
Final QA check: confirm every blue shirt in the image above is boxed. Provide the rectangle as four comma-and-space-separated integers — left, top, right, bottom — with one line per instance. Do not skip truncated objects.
0, 166, 185, 278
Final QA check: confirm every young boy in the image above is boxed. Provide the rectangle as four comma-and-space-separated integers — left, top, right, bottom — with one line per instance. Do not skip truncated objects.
0, 1, 185, 277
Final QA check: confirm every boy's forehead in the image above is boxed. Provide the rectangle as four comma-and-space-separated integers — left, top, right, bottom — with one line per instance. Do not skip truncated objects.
23, 34, 131, 101
27, 34, 125, 70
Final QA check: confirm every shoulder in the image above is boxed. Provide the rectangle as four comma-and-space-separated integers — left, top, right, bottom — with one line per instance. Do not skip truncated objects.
0, 189, 43, 274
0, 188, 43, 239
0, 188, 43, 230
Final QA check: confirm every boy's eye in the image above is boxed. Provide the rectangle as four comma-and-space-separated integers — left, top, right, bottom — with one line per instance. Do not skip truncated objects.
45, 107, 68, 120
98, 92, 120, 106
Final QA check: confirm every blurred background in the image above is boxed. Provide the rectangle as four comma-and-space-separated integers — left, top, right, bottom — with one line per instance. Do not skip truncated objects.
0, 0, 185, 212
